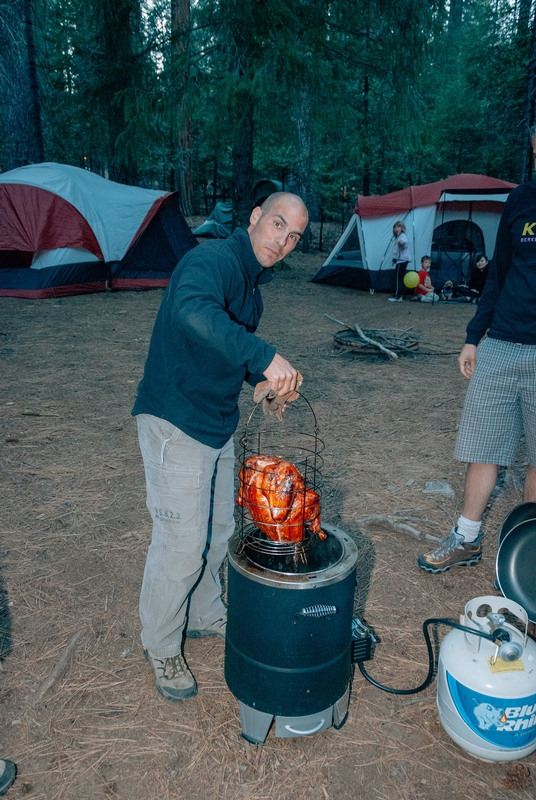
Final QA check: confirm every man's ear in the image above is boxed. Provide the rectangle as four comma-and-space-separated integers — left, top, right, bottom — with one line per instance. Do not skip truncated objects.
249, 205, 262, 227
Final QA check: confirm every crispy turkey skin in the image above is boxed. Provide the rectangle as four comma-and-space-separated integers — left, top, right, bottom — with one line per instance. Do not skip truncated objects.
237, 455, 325, 542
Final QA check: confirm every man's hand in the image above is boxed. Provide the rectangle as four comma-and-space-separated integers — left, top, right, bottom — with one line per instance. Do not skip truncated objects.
458, 344, 477, 379
263, 353, 300, 396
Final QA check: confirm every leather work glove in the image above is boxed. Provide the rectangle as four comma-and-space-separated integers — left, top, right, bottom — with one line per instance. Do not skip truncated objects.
254, 372, 303, 421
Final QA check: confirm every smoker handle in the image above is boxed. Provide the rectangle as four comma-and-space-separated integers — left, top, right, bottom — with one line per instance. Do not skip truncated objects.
284, 719, 326, 735
296, 604, 339, 618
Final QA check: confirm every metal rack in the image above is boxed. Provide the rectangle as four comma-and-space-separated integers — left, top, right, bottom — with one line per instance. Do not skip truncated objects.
236, 394, 325, 571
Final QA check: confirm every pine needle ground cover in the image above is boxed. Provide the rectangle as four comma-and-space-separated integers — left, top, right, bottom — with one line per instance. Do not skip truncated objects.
0, 238, 533, 800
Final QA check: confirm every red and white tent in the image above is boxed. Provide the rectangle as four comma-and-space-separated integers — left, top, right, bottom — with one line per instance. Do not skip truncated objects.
0, 162, 197, 298
313, 174, 517, 292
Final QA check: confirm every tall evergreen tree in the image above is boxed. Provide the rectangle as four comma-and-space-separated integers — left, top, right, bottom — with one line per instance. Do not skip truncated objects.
0, 0, 44, 169
170, 0, 194, 213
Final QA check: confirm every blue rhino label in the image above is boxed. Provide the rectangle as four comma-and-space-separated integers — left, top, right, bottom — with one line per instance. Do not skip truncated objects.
447, 672, 536, 749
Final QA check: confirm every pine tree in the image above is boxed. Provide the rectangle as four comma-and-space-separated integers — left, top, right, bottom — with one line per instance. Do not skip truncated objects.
0, 0, 44, 169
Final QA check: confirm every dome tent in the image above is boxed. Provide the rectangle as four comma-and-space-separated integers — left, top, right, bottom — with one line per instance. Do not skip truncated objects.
312, 174, 517, 293
0, 163, 198, 299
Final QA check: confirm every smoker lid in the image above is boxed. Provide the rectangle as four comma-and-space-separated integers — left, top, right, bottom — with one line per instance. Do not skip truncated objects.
228, 523, 358, 588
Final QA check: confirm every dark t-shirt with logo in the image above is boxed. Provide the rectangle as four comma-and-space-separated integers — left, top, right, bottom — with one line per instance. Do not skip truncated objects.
466, 181, 536, 345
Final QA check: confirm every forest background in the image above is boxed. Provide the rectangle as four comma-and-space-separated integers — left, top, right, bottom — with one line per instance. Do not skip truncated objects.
1, 0, 536, 233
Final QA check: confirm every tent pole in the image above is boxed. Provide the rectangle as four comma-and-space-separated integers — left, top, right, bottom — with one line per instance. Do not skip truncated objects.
466, 200, 474, 279
432, 194, 447, 303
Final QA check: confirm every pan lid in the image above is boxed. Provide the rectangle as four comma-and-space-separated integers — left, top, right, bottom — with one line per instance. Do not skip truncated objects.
496, 519, 536, 623
498, 501, 536, 545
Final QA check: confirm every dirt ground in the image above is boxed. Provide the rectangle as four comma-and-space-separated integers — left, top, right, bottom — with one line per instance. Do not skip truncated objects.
1, 227, 535, 800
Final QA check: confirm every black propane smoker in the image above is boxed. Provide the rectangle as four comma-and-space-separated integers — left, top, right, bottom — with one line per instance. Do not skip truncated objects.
224, 396, 373, 744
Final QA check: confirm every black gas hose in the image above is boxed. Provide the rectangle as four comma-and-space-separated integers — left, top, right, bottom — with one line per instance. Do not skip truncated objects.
357, 617, 502, 696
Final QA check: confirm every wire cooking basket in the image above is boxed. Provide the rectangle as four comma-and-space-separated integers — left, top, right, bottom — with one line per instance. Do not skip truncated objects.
236, 393, 325, 568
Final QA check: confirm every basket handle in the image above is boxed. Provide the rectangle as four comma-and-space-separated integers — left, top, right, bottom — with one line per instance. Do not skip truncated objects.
244, 390, 319, 433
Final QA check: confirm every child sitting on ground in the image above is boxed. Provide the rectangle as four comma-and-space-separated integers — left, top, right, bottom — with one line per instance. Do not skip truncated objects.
454, 253, 490, 302
414, 255, 440, 303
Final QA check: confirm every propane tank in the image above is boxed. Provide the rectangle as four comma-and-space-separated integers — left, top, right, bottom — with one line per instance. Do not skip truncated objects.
437, 596, 536, 762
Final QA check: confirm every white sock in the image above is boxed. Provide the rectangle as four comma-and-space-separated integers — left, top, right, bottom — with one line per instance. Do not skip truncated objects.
456, 515, 482, 543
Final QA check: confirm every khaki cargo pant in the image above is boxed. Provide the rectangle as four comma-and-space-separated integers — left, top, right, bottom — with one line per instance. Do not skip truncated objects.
136, 414, 234, 657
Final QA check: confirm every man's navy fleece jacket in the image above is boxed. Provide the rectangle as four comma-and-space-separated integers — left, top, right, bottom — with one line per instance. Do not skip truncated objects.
132, 228, 277, 448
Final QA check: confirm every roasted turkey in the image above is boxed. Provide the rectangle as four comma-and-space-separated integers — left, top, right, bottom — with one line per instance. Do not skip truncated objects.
237, 455, 325, 542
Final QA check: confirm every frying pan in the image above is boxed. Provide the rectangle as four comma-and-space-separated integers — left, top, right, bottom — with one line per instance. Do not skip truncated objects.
498, 501, 536, 545
496, 518, 536, 623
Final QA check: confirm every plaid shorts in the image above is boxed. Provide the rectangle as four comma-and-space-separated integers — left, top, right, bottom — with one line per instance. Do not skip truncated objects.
454, 337, 536, 466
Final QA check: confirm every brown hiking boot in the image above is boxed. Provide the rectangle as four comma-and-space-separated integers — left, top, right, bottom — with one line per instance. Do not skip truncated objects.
144, 649, 197, 701
418, 527, 482, 573
186, 614, 227, 639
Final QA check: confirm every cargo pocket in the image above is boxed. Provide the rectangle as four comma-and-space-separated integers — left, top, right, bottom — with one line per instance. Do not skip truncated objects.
145, 462, 202, 541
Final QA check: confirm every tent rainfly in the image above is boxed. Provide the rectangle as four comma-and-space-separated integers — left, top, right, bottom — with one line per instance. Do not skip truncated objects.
193, 179, 284, 239
194, 201, 233, 238
312, 174, 518, 293
0, 162, 198, 299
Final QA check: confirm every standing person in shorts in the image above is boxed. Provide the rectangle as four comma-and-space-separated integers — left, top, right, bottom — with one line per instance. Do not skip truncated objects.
418, 133, 536, 573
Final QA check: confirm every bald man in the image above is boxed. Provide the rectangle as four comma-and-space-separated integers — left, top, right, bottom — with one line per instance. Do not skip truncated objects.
132, 193, 308, 701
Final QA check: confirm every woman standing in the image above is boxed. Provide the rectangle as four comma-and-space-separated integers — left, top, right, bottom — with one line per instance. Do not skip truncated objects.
388, 220, 412, 302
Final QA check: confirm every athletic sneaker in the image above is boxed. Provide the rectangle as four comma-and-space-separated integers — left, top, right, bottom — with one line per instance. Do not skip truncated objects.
388, 296, 404, 302
417, 528, 483, 573
144, 649, 197, 701
186, 615, 227, 639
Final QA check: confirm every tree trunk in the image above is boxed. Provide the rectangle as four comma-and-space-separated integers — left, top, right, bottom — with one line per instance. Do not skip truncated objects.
171, 0, 193, 216
232, 92, 254, 229
448, 0, 463, 38
0, 0, 43, 168
100, 0, 139, 184
517, 0, 532, 36
228, 3, 255, 230
291, 88, 315, 252
520, 5, 536, 181
24, 0, 44, 162
361, 74, 371, 196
